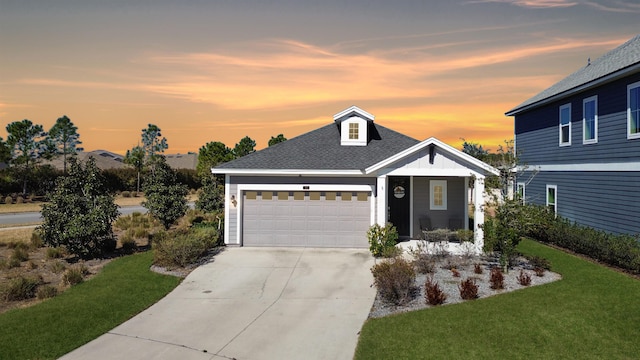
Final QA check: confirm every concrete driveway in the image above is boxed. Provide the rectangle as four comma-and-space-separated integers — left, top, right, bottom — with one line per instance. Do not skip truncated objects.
60, 247, 376, 360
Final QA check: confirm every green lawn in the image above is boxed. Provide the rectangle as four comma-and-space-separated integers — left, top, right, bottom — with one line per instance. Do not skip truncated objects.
355, 239, 640, 359
0, 251, 181, 360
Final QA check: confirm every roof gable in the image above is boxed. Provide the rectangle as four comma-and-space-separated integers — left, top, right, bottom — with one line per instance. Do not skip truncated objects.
507, 34, 640, 115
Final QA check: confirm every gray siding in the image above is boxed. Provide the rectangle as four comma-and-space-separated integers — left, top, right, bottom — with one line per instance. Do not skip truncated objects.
230, 176, 376, 187
412, 177, 466, 235
520, 171, 640, 235
228, 182, 238, 243
517, 110, 639, 165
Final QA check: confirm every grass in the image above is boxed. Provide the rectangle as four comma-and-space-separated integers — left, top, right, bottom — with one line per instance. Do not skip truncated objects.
355, 238, 640, 359
0, 228, 34, 245
0, 251, 181, 360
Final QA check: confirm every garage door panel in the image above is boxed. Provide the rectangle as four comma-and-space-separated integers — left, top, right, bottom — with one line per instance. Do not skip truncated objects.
243, 190, 370, 247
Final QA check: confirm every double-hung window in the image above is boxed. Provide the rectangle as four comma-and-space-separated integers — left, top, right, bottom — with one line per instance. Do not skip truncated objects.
583, 96, 598, 144
628, 81, 640, 139
546, 185, 557, 215
559, 103, 571, 146
430, 180, 447, 210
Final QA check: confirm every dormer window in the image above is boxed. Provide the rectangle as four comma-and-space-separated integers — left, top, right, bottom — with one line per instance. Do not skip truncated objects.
349, 123, 359, 140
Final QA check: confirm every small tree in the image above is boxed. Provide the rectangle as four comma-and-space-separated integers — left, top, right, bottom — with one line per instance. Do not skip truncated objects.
39, 157, 118, 259
143, 156, 188, 229
48, 115, 83, 175
141, 124, 168, 161
233, 136, 256, 158
268, 134, 287, 147
196, 141, 234, 178
124, 145, 145, 193
6, 119, 49, 194
196, 175, 223, 213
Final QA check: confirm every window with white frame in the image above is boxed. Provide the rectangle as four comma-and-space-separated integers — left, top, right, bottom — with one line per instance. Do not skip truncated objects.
348, 122, 359, 140
559, 103, 571, 146
546, 185, 557, 214
628, 81, 640, 139
583, 96, 598, 144
516, 182, 525, 204
430, 180, 447, 210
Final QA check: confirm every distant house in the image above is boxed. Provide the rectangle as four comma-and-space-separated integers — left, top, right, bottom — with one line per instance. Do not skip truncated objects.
164, 153, 197, 171
44, 150, 197, 171
212, 106, 498, 252
506, 34, 640, 235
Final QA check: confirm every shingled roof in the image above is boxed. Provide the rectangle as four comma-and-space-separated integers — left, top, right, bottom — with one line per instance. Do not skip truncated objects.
213, 122, 419, 172
506, 34, 640, 116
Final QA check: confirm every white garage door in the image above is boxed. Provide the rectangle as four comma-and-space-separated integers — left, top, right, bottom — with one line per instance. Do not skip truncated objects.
242, 190, 371, 247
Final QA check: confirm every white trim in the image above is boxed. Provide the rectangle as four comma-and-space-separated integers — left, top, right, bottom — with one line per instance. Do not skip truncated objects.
333, 105, 375, 121
376, 175, 387, 225
627, 81, 640, 140
430, 180, 447, 210
582, 95, 598, 144
409, 176, 414, 238
380, 168, 483, 177
464, 177, 469, 230
559, 103, 572, 146
211, 168, 364, 175
365, 137, 500, 176
546, 185, 557, 215
224, 174, 231, 245
523, 162, 640, 172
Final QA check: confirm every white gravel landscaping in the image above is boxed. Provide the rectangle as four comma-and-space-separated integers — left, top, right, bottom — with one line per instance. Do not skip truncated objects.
368, 240, 562, 318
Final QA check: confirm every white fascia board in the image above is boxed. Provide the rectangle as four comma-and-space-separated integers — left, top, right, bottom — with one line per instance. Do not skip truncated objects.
333, 106, 375, 121
237, 183, 374, 192
522, 162, 640, 172
380, 167, 483, 177
210, 168, 365, 176
365, 137, 499, 176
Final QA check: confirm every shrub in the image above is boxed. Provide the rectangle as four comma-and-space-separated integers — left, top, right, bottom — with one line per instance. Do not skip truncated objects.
367, 223, 399, 258
39, 157, 119, 259
458, 278, 479, 300
4, 195, 12, 204
46, 247, 64, 259
50, 260, 66, 274
490, 267, 504, 289
0, 259, 6, 270
15, 196, 24, 204
456, 229, 474, 243
36, 285, 58, 299
413, 254, 436, 274
517, 270, 532, 286
7, 258, 21, 269
1, 275, 42, 301
26, 261, 38, 270
120, 235, 137, 254
121, 191, 131, 198
371, 257, 416, 306
143, 157, 188, 229
11, 247, 29, 262
527, 255, 551, 270
153, 227, 220, 268
63, 265, 88, 286
30, 231, 43, 248
424, 276, 447, 306
534, 267, 545, 277
474, 263, 483, 274
451, 268, 461, 277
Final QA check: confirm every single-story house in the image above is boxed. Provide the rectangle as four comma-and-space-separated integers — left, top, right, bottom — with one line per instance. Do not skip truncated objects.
212, 106, 499, 254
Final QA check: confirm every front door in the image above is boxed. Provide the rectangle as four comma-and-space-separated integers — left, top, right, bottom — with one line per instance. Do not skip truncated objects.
388, 177, 410, 237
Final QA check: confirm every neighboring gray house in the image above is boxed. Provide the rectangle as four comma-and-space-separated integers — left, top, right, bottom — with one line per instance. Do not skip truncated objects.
212, 106, 499, 253
506, 34, 640, 235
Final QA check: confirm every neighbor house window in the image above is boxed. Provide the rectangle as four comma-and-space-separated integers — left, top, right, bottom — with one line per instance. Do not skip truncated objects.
348, 122, 359, 140
430, 180, 447, 210
583, 96, 598, 144
559, 103, 571, 146
516, 182, 525, 204
628, 81, 640, 139
546, 185, 557, 215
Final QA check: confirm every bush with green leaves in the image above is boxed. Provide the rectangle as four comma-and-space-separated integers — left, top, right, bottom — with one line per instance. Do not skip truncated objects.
195, 175, 223, 213
371, 257, 416, 305
153, 226, 220, 268
39, 157, 118, 259
143, 157, 188, 229
367, 223, 399, 257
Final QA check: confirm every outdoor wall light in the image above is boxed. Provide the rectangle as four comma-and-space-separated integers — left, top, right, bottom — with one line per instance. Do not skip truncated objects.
230, 195, 237, 207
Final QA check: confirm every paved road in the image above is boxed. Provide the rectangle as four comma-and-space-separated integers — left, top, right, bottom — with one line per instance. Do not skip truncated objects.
60, 247, 377, 360
0, 206, 147, 226
0, 203, 194, 227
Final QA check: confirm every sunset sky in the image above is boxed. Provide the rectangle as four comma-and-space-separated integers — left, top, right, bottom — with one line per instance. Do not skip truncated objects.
1, 1, 638, 155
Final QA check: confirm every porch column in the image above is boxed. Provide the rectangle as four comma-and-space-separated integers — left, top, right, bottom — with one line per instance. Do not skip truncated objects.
376, 175, 387, 225
473, 176, 485, 253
